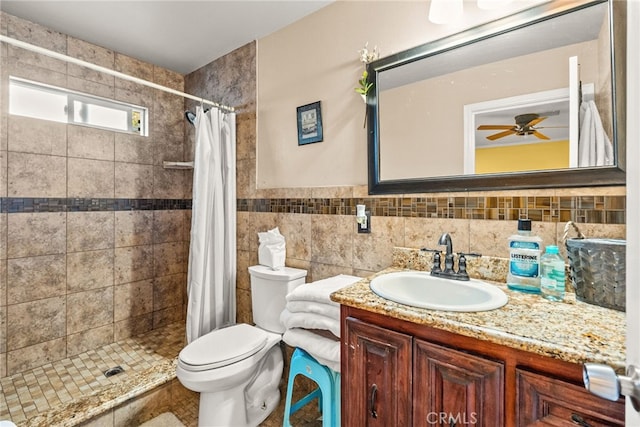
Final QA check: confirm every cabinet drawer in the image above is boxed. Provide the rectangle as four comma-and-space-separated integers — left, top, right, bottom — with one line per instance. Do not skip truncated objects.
516, 369, 624, 426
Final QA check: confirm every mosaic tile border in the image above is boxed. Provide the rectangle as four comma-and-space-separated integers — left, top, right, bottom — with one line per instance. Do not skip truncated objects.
237, 195, 626, 224
0, 198, 192, 213
0, 196, 626, 224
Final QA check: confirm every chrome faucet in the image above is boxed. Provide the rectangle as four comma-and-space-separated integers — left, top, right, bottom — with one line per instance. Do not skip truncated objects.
421, 233, 481, 281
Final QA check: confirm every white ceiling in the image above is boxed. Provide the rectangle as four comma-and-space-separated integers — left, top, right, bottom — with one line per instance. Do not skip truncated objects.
0, 0, 333, 74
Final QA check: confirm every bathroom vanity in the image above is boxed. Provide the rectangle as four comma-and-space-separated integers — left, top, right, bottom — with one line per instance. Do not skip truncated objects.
331, 265, 626, 426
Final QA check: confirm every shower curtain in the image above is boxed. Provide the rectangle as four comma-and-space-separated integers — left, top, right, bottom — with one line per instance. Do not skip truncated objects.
186, 106, 237, 344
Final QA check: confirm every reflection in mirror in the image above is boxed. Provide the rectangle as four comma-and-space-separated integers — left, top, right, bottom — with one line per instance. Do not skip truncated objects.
369, 0, 625, 194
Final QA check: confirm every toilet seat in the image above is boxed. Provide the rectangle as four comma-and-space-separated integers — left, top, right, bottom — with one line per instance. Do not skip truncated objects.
178, 324, 268, 372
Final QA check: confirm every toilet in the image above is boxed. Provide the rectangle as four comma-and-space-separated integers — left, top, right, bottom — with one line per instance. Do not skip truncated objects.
176, 265, 307, 427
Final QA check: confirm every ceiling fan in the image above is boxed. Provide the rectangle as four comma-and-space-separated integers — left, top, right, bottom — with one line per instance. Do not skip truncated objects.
477, 113, 557, 141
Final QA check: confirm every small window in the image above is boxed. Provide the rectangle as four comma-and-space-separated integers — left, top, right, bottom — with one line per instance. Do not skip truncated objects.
9, 77, 148, 136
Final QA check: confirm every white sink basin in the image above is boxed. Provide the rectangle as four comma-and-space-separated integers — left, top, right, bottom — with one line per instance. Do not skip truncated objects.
369, 271, 508, 312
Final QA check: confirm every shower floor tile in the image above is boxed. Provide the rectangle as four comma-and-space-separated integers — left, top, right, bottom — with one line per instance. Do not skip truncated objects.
1, 322, 186, 426
1, 322, 334, 426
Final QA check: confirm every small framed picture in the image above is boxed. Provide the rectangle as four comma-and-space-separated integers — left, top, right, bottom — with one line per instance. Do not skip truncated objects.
297, 101, 323, 145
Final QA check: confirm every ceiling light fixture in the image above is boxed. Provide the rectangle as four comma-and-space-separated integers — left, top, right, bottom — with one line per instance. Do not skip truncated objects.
429, 0, 516, 24
477, 0, 513, 10
428, 0, 463, 24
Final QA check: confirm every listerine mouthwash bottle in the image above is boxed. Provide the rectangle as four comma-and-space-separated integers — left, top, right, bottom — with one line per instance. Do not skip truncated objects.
507, 219, 542, 293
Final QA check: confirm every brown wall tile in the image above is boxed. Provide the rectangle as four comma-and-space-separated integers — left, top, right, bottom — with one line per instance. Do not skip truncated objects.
115, 211, 153, 248
7, 296, 65, 349
153, 242, 185, 277
152, 166, 185, 199
68, 158, 115, 198
0, 151, 6, 197
115, 133, 154, 164
114, 313, 153, 341
152, 210, 184, 244
8, 152, 67, 197
7, 212, 66, 258
353, 216, 405, 272
67, 212, 114, 252
67, 126, 115, 161
114, 245, 154, 285
8, 116, 67, 156
310, 214, 353, 268
114, 163, 154, 199
66, 249, 114, 293
66, 75, 115, 99
6, 337, 66, 375
114, 279, 154, 322
7, 254, 66, 304
153, 274, 184, 311
66, 324, 114, 357
67, 287, 114, 335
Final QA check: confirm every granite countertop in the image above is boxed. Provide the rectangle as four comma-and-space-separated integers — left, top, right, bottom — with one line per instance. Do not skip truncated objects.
331, 265, 626, 372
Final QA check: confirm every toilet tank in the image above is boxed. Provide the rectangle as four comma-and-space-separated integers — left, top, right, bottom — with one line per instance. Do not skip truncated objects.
248, 265, 307, 333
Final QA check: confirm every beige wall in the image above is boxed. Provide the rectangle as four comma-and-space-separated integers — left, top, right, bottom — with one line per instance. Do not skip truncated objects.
256, 0, 549, 189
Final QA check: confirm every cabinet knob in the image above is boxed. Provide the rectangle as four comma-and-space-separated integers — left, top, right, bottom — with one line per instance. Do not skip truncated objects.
370, 383, 378, 419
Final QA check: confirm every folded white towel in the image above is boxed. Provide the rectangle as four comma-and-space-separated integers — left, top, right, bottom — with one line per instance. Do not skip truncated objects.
286, 274, 361, 305
283, 328, 340, 372
281, 309, 341, 337
286, 301, 340, 319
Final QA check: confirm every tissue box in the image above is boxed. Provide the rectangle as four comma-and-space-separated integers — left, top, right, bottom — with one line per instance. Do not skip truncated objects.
258, 245, 285, 270
258, 227, 286, 270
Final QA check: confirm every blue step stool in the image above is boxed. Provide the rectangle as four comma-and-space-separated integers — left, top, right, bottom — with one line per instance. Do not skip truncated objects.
283, 348, 341, 427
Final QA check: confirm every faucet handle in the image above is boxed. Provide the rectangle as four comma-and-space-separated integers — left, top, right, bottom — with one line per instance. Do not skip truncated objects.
421, 248, 442, 273
458, 252, 481, 259
457, 252, 481, 278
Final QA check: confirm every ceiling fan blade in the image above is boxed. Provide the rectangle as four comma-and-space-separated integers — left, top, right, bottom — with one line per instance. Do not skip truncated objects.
477, 125, 515, 130
533, 130, 550, 140
486, 130, 517, 140
526, 116, 547, 127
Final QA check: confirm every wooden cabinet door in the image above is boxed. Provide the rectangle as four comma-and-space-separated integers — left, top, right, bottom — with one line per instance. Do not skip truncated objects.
413, 339, 504, 427
517, 369, 624, 426
343, 317, 412, 427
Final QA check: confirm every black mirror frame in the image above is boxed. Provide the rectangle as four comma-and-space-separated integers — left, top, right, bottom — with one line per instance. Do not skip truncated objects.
367, 0, 626, 195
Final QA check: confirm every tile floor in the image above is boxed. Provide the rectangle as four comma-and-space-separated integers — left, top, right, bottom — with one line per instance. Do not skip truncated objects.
0, 322, 329, 426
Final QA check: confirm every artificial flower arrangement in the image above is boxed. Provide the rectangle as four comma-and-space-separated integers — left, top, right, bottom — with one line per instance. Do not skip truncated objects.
355, 43, 379, 100
356, 43, 379, 127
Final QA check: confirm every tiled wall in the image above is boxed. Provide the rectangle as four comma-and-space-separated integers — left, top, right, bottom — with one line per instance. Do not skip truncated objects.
234, 188, 626, 318
0, 13, 191, 377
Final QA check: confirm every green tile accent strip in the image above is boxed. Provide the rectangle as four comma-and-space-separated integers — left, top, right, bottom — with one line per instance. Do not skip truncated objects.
237, 195, 626, 225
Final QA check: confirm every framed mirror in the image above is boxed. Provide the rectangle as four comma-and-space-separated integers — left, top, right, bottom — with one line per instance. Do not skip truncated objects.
367, 0, 626, 194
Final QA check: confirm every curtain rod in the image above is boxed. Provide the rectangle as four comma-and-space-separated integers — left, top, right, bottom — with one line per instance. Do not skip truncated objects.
0, 34, 235, 112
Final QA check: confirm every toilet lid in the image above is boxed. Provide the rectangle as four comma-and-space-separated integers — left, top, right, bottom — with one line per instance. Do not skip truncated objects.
179, 324, 268, 371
